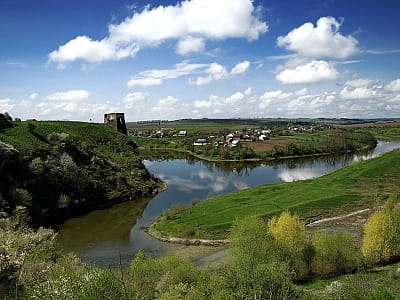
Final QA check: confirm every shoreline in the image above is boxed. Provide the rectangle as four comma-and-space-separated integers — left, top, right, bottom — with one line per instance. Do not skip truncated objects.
139, 144, 376, 163
147, 205, 379, 246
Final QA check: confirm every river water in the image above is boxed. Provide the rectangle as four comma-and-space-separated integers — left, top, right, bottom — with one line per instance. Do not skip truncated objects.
57, 141, 400, 267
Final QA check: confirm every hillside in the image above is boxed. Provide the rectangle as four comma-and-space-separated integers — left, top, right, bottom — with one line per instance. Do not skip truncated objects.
153, 149, 400, 239
0, 121, 161, 226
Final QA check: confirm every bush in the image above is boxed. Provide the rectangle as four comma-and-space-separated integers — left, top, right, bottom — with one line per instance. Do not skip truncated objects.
361, 210, 400, 264
311, 231, 360, 278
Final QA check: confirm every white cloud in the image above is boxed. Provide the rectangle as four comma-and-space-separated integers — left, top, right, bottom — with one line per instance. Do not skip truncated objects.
0, 98, 15, 112
345, 78, 376, 88
176, 36, 205, 55
29, 93, 38, 100
49, 0, 267, 65
48, 36, 139, 67
128, 60, 249, 88
127, 77, 163, 88
157, 96, 178, 106
276, 60, 339, 84
231, 60, 250, 75
226, 92, 245, 104
123, 92, 148, 108
244, 87, 252, 95
189, 63, 228, 85
46, 90, 90, 101
259, 90, 291, 108
339, 86, 382, 100
277, 16, 359, 58
384, 78, 400, 92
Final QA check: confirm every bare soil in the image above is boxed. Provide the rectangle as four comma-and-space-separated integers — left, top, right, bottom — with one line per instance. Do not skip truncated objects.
247, 139, 293, 152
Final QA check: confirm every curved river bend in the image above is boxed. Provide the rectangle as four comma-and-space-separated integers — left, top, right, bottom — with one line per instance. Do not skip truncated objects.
58, 141, 400, 267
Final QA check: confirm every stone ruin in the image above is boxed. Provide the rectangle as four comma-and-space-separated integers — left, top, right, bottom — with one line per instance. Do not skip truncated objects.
104, 113, 127, 135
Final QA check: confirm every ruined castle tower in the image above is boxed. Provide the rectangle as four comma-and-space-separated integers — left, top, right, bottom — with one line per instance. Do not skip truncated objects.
104, 113, 127, 135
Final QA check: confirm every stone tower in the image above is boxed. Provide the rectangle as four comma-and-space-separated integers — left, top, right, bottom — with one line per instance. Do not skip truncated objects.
104, 113, 127, 135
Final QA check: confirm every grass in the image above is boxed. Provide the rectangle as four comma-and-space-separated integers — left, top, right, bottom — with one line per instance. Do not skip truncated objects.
153, 149, 400, 239
0, 121, 138, 162
301, 262, 400, 298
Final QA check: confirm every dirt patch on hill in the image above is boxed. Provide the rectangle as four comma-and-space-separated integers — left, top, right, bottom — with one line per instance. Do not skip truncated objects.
247, 139, 293, 152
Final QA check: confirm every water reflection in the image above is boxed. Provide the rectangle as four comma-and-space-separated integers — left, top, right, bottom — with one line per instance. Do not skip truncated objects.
58, 140, 400, 267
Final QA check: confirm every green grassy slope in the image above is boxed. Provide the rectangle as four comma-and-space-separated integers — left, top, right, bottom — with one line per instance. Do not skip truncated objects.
153, 150, 400, 239
0, 121, 160, 226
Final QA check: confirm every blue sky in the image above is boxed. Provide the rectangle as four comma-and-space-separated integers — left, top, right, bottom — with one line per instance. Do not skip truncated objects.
1, 0, 400, 122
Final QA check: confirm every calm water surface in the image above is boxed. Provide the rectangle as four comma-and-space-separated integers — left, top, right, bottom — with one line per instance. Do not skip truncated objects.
57, 141, 400, 267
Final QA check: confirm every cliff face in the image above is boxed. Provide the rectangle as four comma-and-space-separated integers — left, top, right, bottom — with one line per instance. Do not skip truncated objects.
0, 121, 160, 226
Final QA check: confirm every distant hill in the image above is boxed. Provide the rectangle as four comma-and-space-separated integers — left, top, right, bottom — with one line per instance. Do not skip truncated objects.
127, 117, 400, 128
0, 121, 160, 226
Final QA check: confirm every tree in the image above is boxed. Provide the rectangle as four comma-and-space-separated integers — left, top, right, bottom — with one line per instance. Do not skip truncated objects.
227, 215, 300, 299
311, 231, 360, 278
267, 211, 307, 251
361, 210, 400, 263
267, 211, 310, 280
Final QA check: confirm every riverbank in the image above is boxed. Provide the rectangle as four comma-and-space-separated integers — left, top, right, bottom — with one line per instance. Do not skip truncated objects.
152, 149, 400, 240
139, 143, 376, 163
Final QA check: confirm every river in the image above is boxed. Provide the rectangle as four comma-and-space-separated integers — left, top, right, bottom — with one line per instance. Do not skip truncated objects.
57, 140, 400, 267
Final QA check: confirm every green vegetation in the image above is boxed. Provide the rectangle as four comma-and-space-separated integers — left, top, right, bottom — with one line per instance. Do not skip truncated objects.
361, 208, 400, 263
2, 211, 400, 299
0, 120, 160, 226
129, 119, 377, 161
153, 150, 400, 239
368, 126, 400, 140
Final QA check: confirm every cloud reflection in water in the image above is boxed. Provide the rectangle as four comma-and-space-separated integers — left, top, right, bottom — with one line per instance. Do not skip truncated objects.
278, 168, 322, 182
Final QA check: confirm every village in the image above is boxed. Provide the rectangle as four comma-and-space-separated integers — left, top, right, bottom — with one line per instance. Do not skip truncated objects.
129, 123, 326, 149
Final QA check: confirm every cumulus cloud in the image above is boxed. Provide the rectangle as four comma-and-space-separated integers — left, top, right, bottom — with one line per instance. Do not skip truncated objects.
384, 78, 400, 92
339, 86, 382, 100
277, 16, 359, 58
176, 36, 205, 55
46, 90, 90, 101
276, 60, 339, 84
49, 0, 267, 65
244, 87, 252, 95
189, 63, 228, 85
231, 60, 250, 75
344, 78, 376, 88
0, 98, 15, 112
123, 92, 148, 108
259, 90, 292, 108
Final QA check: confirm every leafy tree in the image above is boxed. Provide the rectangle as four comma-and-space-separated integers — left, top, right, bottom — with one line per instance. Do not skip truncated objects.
130, 251, 199, 299
311, 231, 360, 278
267, 211, 307, 250
227, 215, 300, 299
267, 211, 311, 280
361, 210, 400, 263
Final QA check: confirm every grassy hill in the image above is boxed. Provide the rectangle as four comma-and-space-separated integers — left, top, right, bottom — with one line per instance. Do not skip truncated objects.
153, 149, 400, 239
0, 121, 160, 226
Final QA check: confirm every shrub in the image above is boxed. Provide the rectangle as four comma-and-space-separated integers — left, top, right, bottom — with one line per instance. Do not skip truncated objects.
361, 210, 400, 264
311, 231, 360, 278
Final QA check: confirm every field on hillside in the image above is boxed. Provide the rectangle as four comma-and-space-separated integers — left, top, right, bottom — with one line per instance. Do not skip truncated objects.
153, 150, 400, 239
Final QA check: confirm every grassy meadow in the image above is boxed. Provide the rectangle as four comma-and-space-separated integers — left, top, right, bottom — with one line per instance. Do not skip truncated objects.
153, 149, 400, 239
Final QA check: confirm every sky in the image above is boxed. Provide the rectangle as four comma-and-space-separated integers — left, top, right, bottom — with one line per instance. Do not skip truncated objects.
1, 0, 400, 122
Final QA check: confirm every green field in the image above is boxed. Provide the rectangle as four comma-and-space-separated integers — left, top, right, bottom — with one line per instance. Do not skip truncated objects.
153, 150, 400, 239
